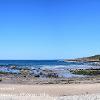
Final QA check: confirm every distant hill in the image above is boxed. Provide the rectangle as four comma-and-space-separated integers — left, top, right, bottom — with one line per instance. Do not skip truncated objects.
65, 55, 100, 62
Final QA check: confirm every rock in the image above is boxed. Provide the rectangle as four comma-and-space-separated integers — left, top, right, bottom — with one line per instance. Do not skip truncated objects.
10, 66, 16, 69
34, 74, 40, 77
20, 69, 30, 77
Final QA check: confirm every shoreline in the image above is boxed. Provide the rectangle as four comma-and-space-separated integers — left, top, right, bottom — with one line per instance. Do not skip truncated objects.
0, 73, 100, 84
0, 74, 100, 84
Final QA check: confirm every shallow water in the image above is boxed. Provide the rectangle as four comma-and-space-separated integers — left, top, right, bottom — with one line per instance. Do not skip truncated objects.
0, 60, 100, 78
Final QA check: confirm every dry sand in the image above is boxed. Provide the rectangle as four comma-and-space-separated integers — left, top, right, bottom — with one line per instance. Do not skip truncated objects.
0, 83, 100, 100
0, 83, 100, 96
0, 94, 100, 100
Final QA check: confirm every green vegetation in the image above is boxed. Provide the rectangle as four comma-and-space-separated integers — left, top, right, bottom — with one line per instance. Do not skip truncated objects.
70, 69, 100, 75
0, 78, 2, 82
88, 55, 100, 59
0, 71, 9, 74
87, 55, 100, 61
0, 71, 15, 74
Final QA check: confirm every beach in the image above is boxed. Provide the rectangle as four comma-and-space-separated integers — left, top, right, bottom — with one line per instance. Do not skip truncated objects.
0, 60, 100, 99
0, 83, 100, 100
0, 83, 100, 96
0, 93, 100, 100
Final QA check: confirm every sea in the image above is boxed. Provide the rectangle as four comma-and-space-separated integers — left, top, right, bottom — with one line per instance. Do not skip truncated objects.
0, 60, 100, 78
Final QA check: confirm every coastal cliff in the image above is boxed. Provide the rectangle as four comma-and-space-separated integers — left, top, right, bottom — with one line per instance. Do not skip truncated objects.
65, 55, 100, 62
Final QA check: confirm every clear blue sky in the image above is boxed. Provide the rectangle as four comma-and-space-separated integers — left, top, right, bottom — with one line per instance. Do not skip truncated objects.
0, 0, 100, 59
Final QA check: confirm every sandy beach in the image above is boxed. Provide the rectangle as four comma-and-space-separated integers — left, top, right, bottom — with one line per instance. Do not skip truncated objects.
1, 83, 100, 96
0, 83, 100, 100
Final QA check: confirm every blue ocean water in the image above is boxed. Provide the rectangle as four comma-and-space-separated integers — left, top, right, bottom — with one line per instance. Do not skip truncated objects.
0, 60, 83, 66
0, 60, 97, 69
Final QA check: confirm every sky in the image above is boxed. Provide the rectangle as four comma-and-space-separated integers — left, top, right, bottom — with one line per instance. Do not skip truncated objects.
0, 0, 100, 60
